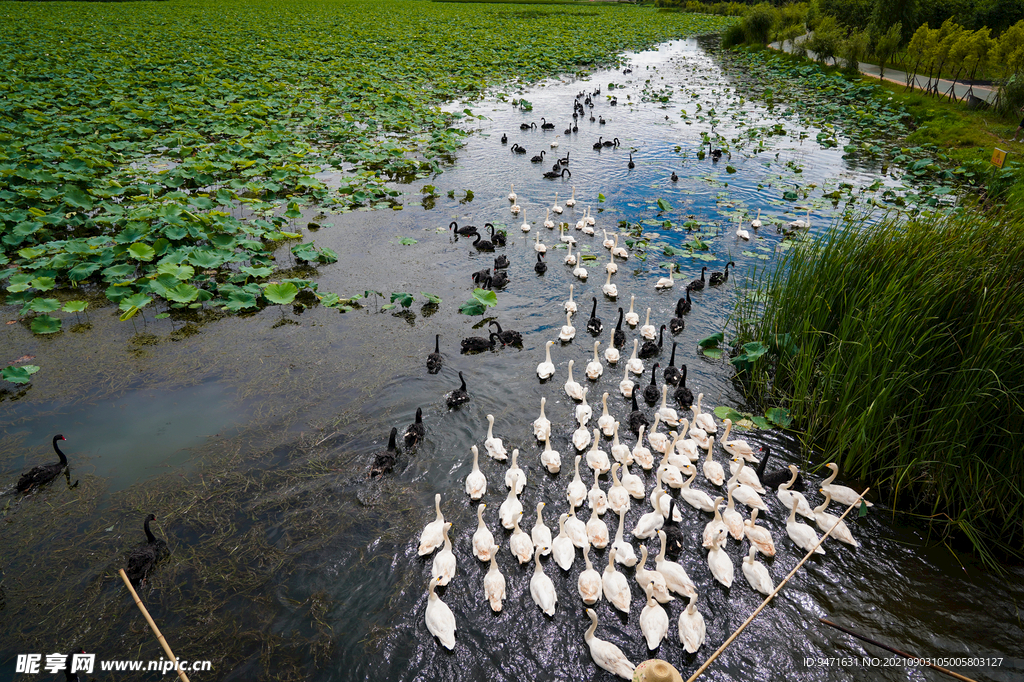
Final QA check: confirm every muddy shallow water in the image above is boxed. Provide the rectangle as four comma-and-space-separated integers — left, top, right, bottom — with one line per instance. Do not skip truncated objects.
2, 37, 1021, 682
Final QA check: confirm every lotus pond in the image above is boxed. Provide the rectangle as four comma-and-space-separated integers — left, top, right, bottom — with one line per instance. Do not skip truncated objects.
2, 2, 1022, 682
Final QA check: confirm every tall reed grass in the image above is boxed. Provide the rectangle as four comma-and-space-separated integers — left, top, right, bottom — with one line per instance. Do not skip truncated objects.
735, 210, 1024, 567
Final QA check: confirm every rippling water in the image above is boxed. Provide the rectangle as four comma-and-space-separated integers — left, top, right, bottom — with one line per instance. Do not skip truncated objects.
1, 37, 1021, 682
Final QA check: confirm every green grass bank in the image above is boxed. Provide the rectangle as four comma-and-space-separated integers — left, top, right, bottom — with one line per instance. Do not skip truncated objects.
735, 209, 1024, 567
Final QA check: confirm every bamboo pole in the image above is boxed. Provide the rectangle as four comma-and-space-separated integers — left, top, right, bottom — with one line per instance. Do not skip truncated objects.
685, 489, 869, 682
118, 569, 191, 682
819, 619, 978, 682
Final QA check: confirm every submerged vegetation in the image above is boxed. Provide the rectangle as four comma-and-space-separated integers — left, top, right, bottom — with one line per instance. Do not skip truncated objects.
734, 208, 1024, 566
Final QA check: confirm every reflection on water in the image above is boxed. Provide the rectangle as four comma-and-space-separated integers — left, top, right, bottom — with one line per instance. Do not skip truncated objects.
1, 36, 1020, 682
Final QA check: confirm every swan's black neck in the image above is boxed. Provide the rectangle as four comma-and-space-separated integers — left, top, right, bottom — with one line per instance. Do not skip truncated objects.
667, 498, 677, 526
53, 435, 67, 466
414, 407, 423, 425
144, 515, 156, 544
562, 168, 570, 177
668, 342, 677, 367
489, 320, 504, 333
755, 446, 770, 478
472, 232, 482, 244
387, 427, 398, 452
686, 287, 692, 303
433, 334, 440, 353
590, 297, 598, 317
616, 308, 623, 329
649, 364, 659, 387
489, 332, 502, 346
631, 392, 639, 411
658, 326, 665, 347
680, 365, 687, 386
458, 372, 466, 391
487, 223, 496, 238
449, 221, 457, 230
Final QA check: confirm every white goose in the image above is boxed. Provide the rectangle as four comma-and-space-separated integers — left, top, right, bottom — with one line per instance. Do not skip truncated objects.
566, 186, 576, 208
533, 398, 551, 442
417, 493, 446, 556
721, 418, 757, 462
673, 421, 700, 462
511, 201, 521, 216
742, 545, 774, 595
499, 486, 523, 529
678, 594, 706, 653
465, 445, 487, 499
564, 284, 577, 313
624, 295, 639, 327
483, 414, 507, 461
552, 192, 563, 215
586, 429, 611, 475
603, 547, 632, 613
575, 211, 587, 231
604, 324, 620, 364
812, 490, 860, 547
640, 582, 670, 650
536, 340, 555, 379
626, 338, 644, 375
610, 422, 631, 464
532, 502, 553, 555
584, 608, 635, 680
787, 492, 825, 554
636, 545, 674, 603
568, 455, 587, 508
551, 513, 575, 571
657, 384, 680, 427
483, 545, 506, 612
640, 308, 656, 340
689, 423, 712, 451
702, 445, 725, 487
586, 507, 609, 548
655, 264, 675, 289
520, 210, 530, 233
778, 465, 815, 519
564, 359, 584, 401
702, 497, 727, 548
646, 414, 669, 454
602, 269, 618, 298
657, 436, 686, 490
666, 425, 697, 475
657, 530, 697, 598
507, 183, 517, 202
721, 483, 745, 540
597, 392, 615, 435
608, 463, 630, 514
540, 433, 561, 474
620, 460, 646, 499
602, 229, 615, 250
822, 462, 873, 507
706, 528, 734, 587
744, 508, 776, 556
565, 240, 578, 266
575, 388, 593, 426
729, 455, 765, 493
692, 393, 717, 433
573, 260, 589, 281
750, 208, 762, 229
588, 475, 608, 516
431, 523, 456, 585
585, 205, 596, 226
565, 501, 588, 548
611, 233, 628, 259
560, 223, 577, 245
619, 361, 635, 398
530, 548, 557, 616
559, 310, 576, 342
578, 545, 603, 604
544, 208, 555, 230
472, 503, 496, 562
679, 469, 716, 512
631, 425, 654, 471
425, 578, 456, 649
586, 341, 603, 380
611, 507, 637, 567
534, 231, 546, 253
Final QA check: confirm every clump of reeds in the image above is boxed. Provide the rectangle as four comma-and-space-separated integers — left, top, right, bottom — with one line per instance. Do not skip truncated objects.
735, 209, 1024, 567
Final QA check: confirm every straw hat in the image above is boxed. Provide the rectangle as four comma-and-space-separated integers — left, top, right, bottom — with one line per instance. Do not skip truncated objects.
633, 659, 684, 682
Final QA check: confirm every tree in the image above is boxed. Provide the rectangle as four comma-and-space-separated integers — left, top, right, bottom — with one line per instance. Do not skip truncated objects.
869, 0, 917, 43
808, 15, 844, 66
874, 22, 903, 80
905, 23, 938, 91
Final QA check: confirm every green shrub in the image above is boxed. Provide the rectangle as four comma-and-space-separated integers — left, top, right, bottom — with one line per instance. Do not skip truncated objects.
721, 21, 747, 47
744, 3, 777, 45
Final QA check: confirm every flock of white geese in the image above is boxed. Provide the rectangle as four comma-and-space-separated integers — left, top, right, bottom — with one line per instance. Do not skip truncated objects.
418, 185, 864, 679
